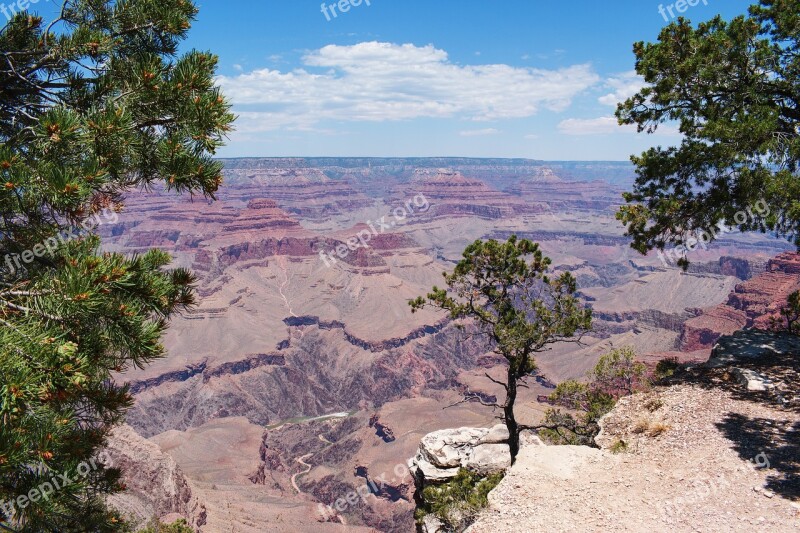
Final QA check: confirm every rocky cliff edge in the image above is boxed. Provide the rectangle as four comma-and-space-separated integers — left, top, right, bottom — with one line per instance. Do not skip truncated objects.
447, 330, 800, 532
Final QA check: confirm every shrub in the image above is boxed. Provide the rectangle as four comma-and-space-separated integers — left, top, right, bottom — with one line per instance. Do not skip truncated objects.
540, 347, 647, 446
415, 469, 504, 532
137, 519, 194, 533
631, 418, 670, 438
539, 381, 615, 446
654, 357, 682, 380
592, 347, 648, 396
644, 397, 664, 412
609, 439, 628, 454
646, 422, 670, 437
632, 418, 651, 434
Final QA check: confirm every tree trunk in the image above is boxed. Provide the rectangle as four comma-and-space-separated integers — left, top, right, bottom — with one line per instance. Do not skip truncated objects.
504, 362, 520, 464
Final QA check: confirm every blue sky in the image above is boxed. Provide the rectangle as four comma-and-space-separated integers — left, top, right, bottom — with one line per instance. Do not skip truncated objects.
31, 0, 756, 159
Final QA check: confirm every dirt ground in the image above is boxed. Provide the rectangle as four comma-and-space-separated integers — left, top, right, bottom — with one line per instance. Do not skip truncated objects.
467, 382, 800, 533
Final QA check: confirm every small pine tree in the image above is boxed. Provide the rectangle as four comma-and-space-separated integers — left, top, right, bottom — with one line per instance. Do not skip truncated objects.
410, 236, 592, 462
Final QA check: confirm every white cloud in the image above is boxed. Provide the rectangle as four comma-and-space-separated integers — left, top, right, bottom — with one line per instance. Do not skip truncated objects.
217, 42, 600, 133
558, 117, 631, 135
460, 128, 500, 137
558, 116, 681, 136
598, 71, 645, 106
555, 72, 680, 137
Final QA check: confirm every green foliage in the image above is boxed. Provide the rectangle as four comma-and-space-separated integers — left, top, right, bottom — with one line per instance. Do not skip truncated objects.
138, 518, 194, 533
770, 290, 800, 335
616, 0, 800, 263
0, 1, 233, 530
415, 469, 504, 532
592, 347, 648, 396
654, 357, 681, 381
410, 236, 592, 461
644, 397, 664, 412
539, 381, 614, 446
540, 347, 647, 446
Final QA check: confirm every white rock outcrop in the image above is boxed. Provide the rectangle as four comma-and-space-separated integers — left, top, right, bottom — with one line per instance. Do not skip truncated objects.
409, 424, 511, 489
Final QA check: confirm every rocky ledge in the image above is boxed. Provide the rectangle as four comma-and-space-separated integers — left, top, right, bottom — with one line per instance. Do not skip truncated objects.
408, 424, 511, 488
461, 330, 800, 532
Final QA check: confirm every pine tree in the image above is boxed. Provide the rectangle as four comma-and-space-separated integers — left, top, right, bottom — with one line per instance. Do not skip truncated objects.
616, 0, 800, 265
0, 1, 234, 530
410, 236, 592, 462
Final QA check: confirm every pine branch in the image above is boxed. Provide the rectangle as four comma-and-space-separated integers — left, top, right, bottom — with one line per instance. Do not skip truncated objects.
0, 299, 62, 321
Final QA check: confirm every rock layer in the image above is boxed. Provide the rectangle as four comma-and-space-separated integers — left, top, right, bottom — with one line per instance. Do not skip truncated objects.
105, 425, 206, 530
680, 252, 800, 350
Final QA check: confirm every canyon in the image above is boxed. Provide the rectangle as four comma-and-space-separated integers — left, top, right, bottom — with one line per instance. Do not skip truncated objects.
104, 158, 797, 532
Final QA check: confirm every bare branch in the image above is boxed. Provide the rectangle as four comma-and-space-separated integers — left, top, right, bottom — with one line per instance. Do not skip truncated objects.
483, 372, 508, 391
444, 391, 502, 411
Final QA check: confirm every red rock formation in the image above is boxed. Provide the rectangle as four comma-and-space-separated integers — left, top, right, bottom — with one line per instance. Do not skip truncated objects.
678, 306, 748, 352
221, 199, 305, 234
396, 169, 533, 218
223, 168, 373, 220
505, 169, 624, 212
679, 252, 800, 350
368, 414, 396, 443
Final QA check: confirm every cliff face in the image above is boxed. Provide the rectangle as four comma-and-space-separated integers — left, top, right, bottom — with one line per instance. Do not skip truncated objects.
505, 170, 624, 212
105, 425, 207, 530
126, 353, 288, 395
222, 168, 374, 220
680, 252, 800, 351
283, 315, 447, 352
125, 322, 488, 438
394, 169, 534, 219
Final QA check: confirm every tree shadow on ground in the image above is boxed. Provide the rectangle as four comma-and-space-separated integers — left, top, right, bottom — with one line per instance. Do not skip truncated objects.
664, 330, 800, 414
715, 413, 800, 500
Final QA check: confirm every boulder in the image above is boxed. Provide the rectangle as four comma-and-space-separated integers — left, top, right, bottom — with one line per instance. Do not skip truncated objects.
421, 514, 447, 533
731, 367, 776, 391
409, 425, 511, 489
